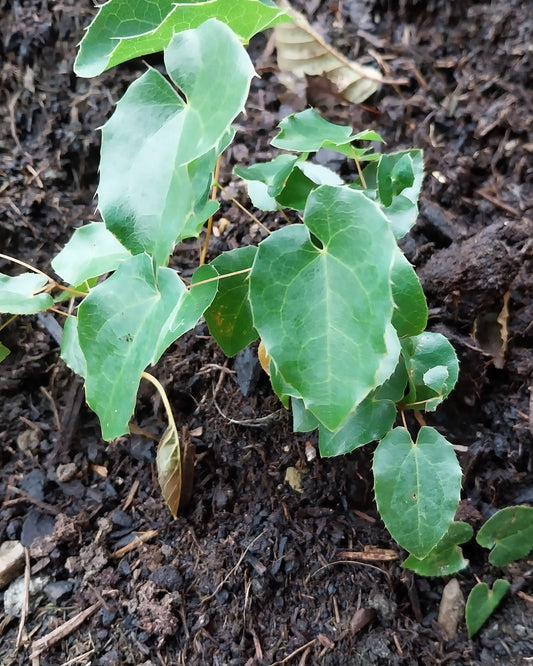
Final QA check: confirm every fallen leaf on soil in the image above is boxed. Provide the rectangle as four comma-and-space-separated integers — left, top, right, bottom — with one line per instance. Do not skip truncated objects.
258, 339, 271, 376
472, 291, 510, 369
275, 0, 382, 104
285, 466, 303, 493
156, 423, 182, 519
438, 578, 465, 639
339, 546, 398, 562
0, 541, 24, 589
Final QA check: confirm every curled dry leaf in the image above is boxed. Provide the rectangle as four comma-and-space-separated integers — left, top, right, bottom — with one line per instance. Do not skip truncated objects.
156, 423, 182, 519
258, 339, 271, 376
274, 0, 382, 104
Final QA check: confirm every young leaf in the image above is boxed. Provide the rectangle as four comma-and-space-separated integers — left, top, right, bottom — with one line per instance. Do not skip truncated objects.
465, 580, 510, 638
373, 426, 462, 558
0, 342, 10, 362
51, 222, 131, 284
400, 332, 459, 411
75, 0, 289, 77
0, 273, 53, 314
97, 20, 255, 266
403, 521, 473, 576
156, 422, 182, 519
292, 397, 320, 432
476, 506, 533, 566
272, 108, 382, 156
235, 154, 300, 197
77, 254, 188, 440
390, 249, 428, 337
274, 0, 382, 104
250, 185, 398, 431
204, 246, 258, 357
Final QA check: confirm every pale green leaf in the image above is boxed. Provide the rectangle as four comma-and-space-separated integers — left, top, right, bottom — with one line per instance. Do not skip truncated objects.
204, 246, 258, 357
272, 108, 380, 156
403, 521, 473, 576
52, 222, 131, 284
75, 0, 289, 77
97, 20, 255, 266
400, 332, 458, 411
0, 273, 53, 314
466, 580, 510, 638
249, 184, 398, 431
476, 506, 533, 566
77, 254, 187, 439
373, 426, 462, 558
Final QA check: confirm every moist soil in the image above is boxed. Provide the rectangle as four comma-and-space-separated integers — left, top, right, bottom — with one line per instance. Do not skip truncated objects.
0, 1, 532, 664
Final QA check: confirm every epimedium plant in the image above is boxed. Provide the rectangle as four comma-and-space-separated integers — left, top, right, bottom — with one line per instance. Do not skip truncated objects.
1, 0, 532, 634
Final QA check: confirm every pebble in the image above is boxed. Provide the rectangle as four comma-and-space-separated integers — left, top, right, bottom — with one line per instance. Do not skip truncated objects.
149, 566, 183, 592
44, 580, 74, 605
438, 578, 465, 639
0, 540, 25, 589
21, 510, 55, 547
3, 574, 49, 617
56, 462, 77, 483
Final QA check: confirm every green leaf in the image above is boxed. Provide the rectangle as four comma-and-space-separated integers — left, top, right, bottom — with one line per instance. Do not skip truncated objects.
52, 222, 131, 284
373, 426, 462, 558
403, 521, 473, 576
391, 249, 428, 337
75, 0, 289, 77
0, 273, 53, 314
476, 506, 533, 566
97, 20, 254, 266
400, 332, 459, 411
319, 391, 396, 456
235, 154, 300, 196
466, 580, 510, 638
292, 397, 320, 432
249, 185, 398, 431
77, 254, 187, 439
377, 153, 415, 207
272, 108, 383, 156
0, 342, 10, 362
60, 316, 87, 378
204, 246, 258, 357
151, 263, 219, 364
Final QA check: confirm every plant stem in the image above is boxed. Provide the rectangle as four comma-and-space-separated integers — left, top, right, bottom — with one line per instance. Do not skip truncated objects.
199, 154, 222, 266
141, 371, 176, 432
215, 182, 271, 235
189, 267, 252, 289
0, 253, 50, 280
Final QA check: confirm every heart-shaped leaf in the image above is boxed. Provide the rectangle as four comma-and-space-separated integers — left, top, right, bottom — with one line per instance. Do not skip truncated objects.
476, 506, 533, 566
250, 184, 398, 431
403, 521, 473, 576
373, 426, 462, 558
465, 580, 510, 638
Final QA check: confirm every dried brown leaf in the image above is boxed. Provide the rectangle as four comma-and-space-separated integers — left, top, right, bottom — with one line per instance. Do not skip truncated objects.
156, 423, 182, 519
274, 0, 382, 104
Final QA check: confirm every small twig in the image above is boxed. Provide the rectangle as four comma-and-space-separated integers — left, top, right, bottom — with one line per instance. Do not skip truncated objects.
60, 648, 96, 666
189, 267, 252, 289
270, 639, 317, 666
6, 485, 61, 516
200, 154, 222, 265
216, 182, 272, 235
111, 529, 159, 559
30, 601, 102, 661
305, 559, 391, 585
202, 530, 266, 602
15, 547, 31, 650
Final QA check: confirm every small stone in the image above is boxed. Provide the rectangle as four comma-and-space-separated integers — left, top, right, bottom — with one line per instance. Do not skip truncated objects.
21, 510, 55, 548
111, 509, 132, 528
149, 566, 183, 592
56, 462, 77, 483
44, 580, 74, 605
3, 575, 49, 617
0, 541, 25, 589
438, 578, 465, 639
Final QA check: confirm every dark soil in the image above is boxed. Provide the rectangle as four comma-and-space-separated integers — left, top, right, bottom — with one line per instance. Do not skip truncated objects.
1, 1, 532, 665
